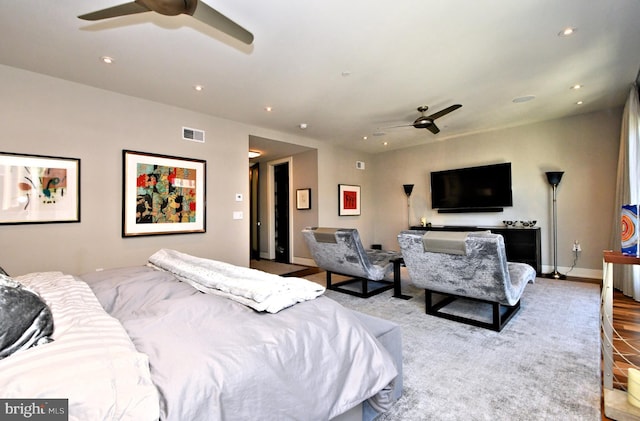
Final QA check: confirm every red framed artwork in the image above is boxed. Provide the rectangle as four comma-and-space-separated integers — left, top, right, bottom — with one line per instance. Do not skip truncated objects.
338, 184, 361, 216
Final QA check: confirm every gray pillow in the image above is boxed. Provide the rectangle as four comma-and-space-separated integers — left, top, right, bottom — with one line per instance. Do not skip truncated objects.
0, 274, 54, 359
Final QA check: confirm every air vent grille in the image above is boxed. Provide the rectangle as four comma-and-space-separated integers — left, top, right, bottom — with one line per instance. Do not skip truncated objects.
183, 127, 205, 143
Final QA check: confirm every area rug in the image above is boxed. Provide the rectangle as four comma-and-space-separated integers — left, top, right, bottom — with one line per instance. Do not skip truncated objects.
305, 273, 602, 420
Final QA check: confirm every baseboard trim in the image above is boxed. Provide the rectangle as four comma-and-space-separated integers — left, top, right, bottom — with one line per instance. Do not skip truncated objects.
540, 265, 601, 280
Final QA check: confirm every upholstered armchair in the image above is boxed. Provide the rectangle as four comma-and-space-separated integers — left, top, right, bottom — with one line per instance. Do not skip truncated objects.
397, 230, 536, 331
302, 227, 403, 298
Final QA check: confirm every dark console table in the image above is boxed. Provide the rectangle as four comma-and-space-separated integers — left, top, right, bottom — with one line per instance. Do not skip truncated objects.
409, 225, 542, 274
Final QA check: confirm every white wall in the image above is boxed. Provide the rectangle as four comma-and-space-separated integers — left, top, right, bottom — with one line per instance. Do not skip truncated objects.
0, 65, 250, 275
371, 108, 622, 278
0, 65, 623, 279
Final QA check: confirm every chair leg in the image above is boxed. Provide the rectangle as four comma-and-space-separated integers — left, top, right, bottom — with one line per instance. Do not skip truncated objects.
326, 271, 332, 289
424, 289, 521, 332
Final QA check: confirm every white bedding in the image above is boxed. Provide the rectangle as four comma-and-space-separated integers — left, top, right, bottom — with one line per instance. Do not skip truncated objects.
148, 248, 325, 313
0, 272, 159, 421
81, 265, 399, 420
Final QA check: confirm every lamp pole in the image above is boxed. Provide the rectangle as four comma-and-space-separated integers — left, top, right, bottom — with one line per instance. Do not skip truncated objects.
544, 172, 565, 280
403, 184, 414, 229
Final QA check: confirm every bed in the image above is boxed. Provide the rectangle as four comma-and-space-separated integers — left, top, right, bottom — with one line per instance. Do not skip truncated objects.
0, 249, 402, 421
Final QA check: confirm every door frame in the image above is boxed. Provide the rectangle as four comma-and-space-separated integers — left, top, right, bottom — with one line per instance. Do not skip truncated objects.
267, 157, 293, 261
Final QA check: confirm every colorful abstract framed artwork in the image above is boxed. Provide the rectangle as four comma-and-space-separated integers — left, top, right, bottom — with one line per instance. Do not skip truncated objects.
0, 152, 80, 225
122, 150, 206, 237
338, 184, 361, 216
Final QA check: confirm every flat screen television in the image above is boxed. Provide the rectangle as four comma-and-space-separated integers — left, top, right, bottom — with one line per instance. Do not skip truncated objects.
430, 163, 513, 213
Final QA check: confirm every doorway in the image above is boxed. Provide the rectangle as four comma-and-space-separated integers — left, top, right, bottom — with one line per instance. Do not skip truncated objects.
273, 162, 290, 263
249, 163, 260, 260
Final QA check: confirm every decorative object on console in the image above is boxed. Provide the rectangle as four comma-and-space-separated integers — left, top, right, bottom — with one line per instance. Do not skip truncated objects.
520, 220, 537, 227
122, 150, 206, 237
622, 204, 639, 255
0, 152, 80, 225
338, 184, 361, 216
543, 171, 565, 279
503, 220, 517, 227
403, 184, 414, 229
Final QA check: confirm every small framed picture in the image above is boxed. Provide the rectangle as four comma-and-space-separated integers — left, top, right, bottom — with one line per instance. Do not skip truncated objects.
122, 150, 206, 237
338, 184, 361, 216
296, 188, 311, 210
0, 152, 81, 225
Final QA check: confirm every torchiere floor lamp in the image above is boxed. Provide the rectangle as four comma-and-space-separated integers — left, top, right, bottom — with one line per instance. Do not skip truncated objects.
403, 184, 414, 229
544, 171, 566, 280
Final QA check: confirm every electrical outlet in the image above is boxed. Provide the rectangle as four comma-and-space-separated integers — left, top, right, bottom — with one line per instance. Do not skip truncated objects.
572, 240, 581, 252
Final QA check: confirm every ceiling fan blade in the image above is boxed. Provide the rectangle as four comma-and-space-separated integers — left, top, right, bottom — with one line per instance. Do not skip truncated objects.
427, 104, 462, 120
426, 123, 440, 134
190, 2, 254, 44
78, 2, 150, 21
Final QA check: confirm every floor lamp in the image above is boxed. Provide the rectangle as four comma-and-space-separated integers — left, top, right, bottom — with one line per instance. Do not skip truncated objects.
544, 171, 566, 280
403, 184, 414, 229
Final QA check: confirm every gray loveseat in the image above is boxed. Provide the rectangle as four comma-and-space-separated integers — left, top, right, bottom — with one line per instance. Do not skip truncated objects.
397, 230, 536, 331
302, 227, 403, 298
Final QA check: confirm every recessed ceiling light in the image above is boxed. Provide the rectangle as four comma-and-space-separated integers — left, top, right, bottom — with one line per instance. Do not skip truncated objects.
383, 142, 389, 146
193, 85, 204, 91
362, 136, 368, 140
341, 71, 352, 77
100, 56, 114, 64
299, 123, 308, 129
512, 95, 536, 103
264, 106, 272, 112
576, 101, 584, 105
570, 84, 583, 90
558, 27, 577, 37
248, 151, 261, 158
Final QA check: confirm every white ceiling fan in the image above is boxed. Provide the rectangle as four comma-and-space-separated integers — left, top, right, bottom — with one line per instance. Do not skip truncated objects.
78, 0, 253, 45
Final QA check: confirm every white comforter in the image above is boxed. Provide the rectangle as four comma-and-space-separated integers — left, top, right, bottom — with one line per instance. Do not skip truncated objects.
148, 248, 325, 313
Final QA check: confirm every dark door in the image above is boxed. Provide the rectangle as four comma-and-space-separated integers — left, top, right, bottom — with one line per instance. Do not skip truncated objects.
274, 163, 290, 263
249, 163, 260, 260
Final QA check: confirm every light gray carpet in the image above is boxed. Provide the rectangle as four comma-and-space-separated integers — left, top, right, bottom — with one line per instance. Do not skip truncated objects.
305, 273, 602, 420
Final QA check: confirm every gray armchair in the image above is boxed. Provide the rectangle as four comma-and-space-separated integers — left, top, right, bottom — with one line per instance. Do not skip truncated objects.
397, 230, 536, 331
302, 227, 403, 298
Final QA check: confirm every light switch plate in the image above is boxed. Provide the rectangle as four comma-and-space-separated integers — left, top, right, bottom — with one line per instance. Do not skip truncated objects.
233, 211, 243, 220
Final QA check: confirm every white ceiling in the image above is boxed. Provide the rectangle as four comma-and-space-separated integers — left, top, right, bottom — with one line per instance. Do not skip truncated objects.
1, 0, 639, 154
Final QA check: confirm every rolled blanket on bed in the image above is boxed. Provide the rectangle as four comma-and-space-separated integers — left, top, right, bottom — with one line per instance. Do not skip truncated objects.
148, 249, 325, 313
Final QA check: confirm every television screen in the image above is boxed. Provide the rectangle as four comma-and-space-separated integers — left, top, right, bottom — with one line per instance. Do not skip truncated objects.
430, 163, 513, 212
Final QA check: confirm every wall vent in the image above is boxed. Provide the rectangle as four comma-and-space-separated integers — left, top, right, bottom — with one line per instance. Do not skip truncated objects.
182, 127, 205, 143
356, 161, 365, 170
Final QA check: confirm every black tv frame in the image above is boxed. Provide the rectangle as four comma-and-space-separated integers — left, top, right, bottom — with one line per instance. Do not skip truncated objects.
430, 162, 513, 213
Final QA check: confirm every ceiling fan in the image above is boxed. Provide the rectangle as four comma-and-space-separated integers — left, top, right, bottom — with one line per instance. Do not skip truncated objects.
78, 0, 254, 45
393, 104, 462, 134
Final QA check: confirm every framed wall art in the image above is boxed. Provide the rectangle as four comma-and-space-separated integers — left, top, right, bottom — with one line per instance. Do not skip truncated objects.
122, 150, 206, 237
338, 184, 361, 216
0, 152, 80, 225
296, 188, 311, 210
